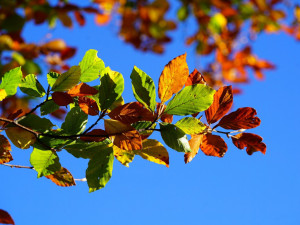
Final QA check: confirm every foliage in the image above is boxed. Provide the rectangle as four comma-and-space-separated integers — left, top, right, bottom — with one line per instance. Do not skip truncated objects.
0, 50, 266, 193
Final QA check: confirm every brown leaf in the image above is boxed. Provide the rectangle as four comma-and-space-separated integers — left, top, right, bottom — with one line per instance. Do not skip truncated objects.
78, 96, 99, 116
217, 107, 261, 130
0, 135, 12, 164
232, 133, 266, 155
158, 53, 189, 103
68, 83, 98, 97
184, 134, 203, 163
5, 127, 36, 149
156, 103, 173, 123
80, 129, 108, 142
0, 209, 15, 225
104, 119, 142, 150
45, 167, 76, 187
74, 11, 85, 26
205, 86, 233, 124
185, 69, 206, 86
60, 47, 76, 60
108, 102, 155, 124
52, 92, 74, 106
200, 134, 227, 157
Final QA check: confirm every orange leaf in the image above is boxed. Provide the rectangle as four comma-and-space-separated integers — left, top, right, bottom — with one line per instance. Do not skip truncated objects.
217, 107, 261, 130
78, 96, 99, 116
45, 167, 76, 187
41, 39, 66, 52
200, 134, 227, 157
205, 86, 233, 124
108, 102, 155, 124
158, 53, 189, 103
185, 69, 206, 86
156, 103, 173, 123
52, 92, 74, 106
104, 119, 142, 150
80, 129, 108, 142
0, 209, 15, 225
68, 83, 98, 97
95, 13, 110, 25
0, 135, 12, 164
232, 133, 266, 155
184, 134, 203, 163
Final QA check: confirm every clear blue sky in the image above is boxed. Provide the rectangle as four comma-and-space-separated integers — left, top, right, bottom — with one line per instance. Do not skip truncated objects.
1, 1, 300, 225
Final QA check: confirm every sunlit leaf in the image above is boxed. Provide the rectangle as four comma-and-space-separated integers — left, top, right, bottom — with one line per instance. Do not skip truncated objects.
61, 106, 88, 134
0, 67, 22, 96
0, 134, 13, 164
185, 69, 206, 86
232, 133, 266, 155
78, 96, 99, 116
175, 117, 206, 135
68, 83, 98, 97
5, 127, 36, 149
184, 134, 203, 163
113, 145, 135, 167
19, 74, 46, 97
200, 134, 227, 157
0, 89, 7, 101
47, 72, 60, 87
51, 66, 81, 92
45, 167, 76, 187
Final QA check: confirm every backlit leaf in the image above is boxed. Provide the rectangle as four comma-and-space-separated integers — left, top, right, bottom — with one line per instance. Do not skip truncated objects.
217, 107, 261, 130
160, 123, 191, 153
135, 139, 169, 167
79, 49, 105, 82
5, 127, 36, 149
0, 89, 7, 101
184, 134, 203, 163
185, 69, 206, 86
158, 53, 189, 103
45, 167, 76, 187
0, 67, 22, 96
0, 135, 13, 164
113, 145, 135, 167
52, 92, 74, 106
175, 117, 206, 135
61, 106, 88, 134
51, 66, 81, 92
205, 86, 233, 124
18, 114, 54, 132
0, 209, 15, 225
78, 96, 99, 116
40, 100, 59, 116
130, 66, 156, 111
47, 72, 60, 87
165, 84, 215, 115
68, 83, 98, 97
30, 148, 61, 178
131, 121, 156, 140
104, 119, 142, 150
19, 74, 46, 97
80, 129, 107, 142
232, 133, 266, 155
200, 134, 227, 157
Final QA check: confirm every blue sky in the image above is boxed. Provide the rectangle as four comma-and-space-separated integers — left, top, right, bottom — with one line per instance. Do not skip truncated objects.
1, 1, 300, 225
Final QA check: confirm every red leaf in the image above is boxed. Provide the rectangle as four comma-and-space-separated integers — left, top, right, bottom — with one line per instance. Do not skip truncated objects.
45, 167, 76, 187
78, 97, 99, 116
52, 92, 74, 106
50, 108, 66, 119
217, 107, 261, 130
68, 83, 98, 97
232, 133, 266, 155
74, 11, 85, 26
108, 102, 155, 124
205, 86, 233, 124
184, 134, 203, 163
0, 209, 14, 225
200, 134, 227, 157
60, 47, 76, 60
185, 69, 206, 86
80, 129, 108, 142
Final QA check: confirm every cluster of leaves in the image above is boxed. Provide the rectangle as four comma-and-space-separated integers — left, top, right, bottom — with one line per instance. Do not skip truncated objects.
0, 50, 266, 192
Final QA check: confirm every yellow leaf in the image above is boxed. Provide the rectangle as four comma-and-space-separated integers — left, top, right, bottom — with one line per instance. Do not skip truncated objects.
0, 89, 7, 101
158, 53, 189, 103
45, 167, 76, 187
0, 134, 12, 164
104, 119, 142, 150
5, 127, 36, 149
184, 134, 203, 164
135, 139, 169, 167
113, 145, 134, 167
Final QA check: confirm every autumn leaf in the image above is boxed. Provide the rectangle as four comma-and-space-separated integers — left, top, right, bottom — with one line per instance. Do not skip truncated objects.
205, 85, 233, 124
80, 129, 108, 142
45, 167, 76, 187
104, 119, 142, 150
216, 107, 261, 130
0, 209, 15, 225
185, 69, 206, 86
68, 83, 98, 97
113, 145, 135, 167
158, 53, 189, 103
184, 134, 203, 164
232, 133, 266, 155
5, 127, 36, 149
78, 96, 99, 116
108, 102, 155, 124
0, 135, 13, 164
52, 92, 74, 106
200, 134, 227, 157
0, 89, 7, 101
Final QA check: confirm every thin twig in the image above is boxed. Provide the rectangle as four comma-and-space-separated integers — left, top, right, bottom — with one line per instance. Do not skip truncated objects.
2, 163, 34, 169
74, 178, 87, 182
83, 109, 107, 134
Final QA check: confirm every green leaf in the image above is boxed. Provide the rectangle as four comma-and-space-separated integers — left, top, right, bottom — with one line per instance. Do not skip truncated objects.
18, 114, 54, 132
99, 67, 124, 110
175, 117, 206, 135
30, 148, 61, 178
40, 100, 59, 116
86, 147, 114, 192
34, 130, 74, 150
0, 67, 22, 96
64, 139, 112, 159
23, 60, 41, 75
79, 49, 105, 82
165, 84, 215, 115
132, 121, 156, 137
130, 66, 156, 111
61, 106, 88, 134
19, 74, 45, 97
47, 72, 60, 87
160, 123, 191, 153
51, 66, 81, 92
